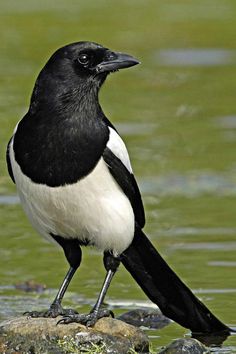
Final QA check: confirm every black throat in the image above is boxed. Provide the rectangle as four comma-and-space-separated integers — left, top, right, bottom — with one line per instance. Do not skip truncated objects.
13, 74, 109, 187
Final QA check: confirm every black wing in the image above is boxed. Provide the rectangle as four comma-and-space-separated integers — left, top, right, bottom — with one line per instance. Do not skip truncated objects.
103, 147, 145, 228
6, 137, 15, 183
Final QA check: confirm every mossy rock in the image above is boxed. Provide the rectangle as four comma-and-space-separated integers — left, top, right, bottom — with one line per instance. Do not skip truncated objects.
0, 316, 149, 354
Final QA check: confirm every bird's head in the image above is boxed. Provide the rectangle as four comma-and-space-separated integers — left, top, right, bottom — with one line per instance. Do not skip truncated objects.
30, 41, 139, 112
43, 41, 139, 87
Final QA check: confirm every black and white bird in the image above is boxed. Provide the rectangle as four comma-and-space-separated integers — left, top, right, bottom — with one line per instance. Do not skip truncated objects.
7, 41, 230, 335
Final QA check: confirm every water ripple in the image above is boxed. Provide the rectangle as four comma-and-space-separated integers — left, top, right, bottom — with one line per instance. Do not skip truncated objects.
156, 49, 236, 66
0, 195, 20, 205
171, 241, 236, 251
141, 172, 236, 197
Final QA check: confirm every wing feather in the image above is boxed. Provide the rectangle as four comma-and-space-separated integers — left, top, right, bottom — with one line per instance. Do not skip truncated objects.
103, 147, 145, 228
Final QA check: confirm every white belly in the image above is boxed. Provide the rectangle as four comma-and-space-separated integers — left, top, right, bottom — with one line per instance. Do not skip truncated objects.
10, 143, 135, 255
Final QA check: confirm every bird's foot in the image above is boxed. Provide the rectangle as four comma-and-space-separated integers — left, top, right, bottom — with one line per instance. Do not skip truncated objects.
24, 302, 78, 318
58, 308, 114, 327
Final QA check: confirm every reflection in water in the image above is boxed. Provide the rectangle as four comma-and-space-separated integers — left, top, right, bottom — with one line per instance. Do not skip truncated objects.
208, 261, 236, 267
217, 116, 236, 129
0, 195, 20, 205
155, 227, 236, 237
156, 49, 236, 66
171, 242, 236, 251
141, 173, 236, 197
116, 122, 157, 136
193, 330, 231, 347
193, 289, 236, 295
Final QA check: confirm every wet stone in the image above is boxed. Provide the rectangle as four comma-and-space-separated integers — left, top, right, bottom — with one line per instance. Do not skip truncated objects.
118, 308, 171, 329
0, 316, 149, 354
158, 338, 209, 354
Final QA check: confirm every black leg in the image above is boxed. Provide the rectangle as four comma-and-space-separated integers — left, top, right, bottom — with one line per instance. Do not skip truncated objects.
91, 251, 120, 314
52, 266, 77, 305
58, 252, 120, 326
24, 236, 82, 318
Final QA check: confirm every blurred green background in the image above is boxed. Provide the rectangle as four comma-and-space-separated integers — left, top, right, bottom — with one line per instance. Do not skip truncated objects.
1, 0, 236, 351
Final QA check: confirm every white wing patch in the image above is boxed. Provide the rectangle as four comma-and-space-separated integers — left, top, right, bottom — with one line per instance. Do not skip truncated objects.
106, 127, 132, 173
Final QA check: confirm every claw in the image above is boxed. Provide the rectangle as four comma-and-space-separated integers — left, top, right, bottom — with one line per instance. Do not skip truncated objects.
23, 305, 78, 319
24, 311, 44, 318
109, 310, 115, 318
57, 316, 71, 325
58, 308, 114, 326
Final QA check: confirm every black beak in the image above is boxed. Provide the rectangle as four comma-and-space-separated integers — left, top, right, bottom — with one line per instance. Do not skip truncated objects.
96, 51, 140, 74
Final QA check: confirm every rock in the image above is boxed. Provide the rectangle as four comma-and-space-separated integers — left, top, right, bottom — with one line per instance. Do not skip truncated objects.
0, 316, 149, 354
118, 308, 171, 329
158, 338, 209, 354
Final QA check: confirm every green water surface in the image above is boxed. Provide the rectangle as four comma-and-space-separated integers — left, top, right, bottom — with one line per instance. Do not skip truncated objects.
0, 0, 236, 352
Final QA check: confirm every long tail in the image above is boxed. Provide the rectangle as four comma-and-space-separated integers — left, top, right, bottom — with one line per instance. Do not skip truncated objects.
121, 228, 230, 334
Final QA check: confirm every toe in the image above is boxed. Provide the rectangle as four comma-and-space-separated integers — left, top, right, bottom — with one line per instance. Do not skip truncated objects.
57, 315, 80, 325
56, 309, 113, 326
24, 311, 43, 318
57, 316, 71, 325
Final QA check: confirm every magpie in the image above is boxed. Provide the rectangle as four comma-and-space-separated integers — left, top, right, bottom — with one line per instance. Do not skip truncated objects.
6, 41, 230, 335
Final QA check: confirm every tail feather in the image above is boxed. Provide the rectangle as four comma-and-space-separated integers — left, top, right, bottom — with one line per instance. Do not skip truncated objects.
121, 228, 230, 334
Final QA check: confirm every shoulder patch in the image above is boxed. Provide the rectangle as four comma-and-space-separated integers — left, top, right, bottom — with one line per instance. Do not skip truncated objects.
107, 127, 132, 173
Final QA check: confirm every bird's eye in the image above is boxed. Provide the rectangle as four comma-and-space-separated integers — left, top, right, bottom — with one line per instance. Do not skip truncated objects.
78, 53, 89, 65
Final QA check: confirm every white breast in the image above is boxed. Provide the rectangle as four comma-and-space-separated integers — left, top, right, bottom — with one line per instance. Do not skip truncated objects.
9, 139, 135, 256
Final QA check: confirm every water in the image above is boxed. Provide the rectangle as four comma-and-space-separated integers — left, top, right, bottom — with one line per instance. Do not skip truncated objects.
0, 0, 236, 352
156, 49, 236, 67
